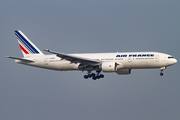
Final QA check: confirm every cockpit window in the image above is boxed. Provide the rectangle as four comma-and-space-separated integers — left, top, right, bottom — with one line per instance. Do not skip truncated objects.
168, 56, 174, 59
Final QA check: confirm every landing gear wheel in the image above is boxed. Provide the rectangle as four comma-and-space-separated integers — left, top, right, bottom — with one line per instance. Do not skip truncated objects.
96, 75, 100, 79
91, 73, 95, 78
92, 77, 97, 80
160, 73, 163, 76
88, 74, 91, 78
84, 70, 104, 80
84, 75, 88, 79
100, 74, 104, 78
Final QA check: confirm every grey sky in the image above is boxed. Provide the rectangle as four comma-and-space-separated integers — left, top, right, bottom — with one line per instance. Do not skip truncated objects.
1, 0, 180, 120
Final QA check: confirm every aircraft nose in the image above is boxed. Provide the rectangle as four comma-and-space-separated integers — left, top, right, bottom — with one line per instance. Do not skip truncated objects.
168, 58, 177, 65
171, 58, 177, 65
174, 59, 177, 64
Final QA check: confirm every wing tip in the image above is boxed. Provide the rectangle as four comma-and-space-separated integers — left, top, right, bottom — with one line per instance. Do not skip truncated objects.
43, 49, 50, 52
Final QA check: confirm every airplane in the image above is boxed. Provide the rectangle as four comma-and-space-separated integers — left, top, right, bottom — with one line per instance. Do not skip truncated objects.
6, 30, 177, 80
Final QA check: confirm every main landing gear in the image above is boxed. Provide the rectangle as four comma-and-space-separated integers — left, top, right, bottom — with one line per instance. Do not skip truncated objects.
84, 70, 104, 80
160, 67, 166, 76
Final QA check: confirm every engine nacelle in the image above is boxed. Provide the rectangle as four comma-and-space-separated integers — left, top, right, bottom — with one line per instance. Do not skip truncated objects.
100, 62, 116, 72
116, 69, 131, 75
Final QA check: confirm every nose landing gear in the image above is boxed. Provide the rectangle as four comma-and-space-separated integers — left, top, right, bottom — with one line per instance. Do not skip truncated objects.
160, 67, 166, 76
160, 72, 163, 76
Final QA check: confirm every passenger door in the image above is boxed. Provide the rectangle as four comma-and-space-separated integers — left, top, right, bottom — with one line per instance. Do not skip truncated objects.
155, 55, 159, 62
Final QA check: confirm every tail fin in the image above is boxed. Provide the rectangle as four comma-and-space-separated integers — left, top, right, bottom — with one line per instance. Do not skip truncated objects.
14, 30, 44, 57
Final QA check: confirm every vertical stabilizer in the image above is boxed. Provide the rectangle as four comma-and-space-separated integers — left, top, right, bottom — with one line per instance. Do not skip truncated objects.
14, 30, 44, 57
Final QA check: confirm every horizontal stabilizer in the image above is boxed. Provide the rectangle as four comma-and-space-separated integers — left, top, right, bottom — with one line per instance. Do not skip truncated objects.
5, 56, 34, 62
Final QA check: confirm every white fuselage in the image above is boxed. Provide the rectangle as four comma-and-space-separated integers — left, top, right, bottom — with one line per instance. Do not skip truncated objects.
15, 52, 177, 71
8, 30, 177, 78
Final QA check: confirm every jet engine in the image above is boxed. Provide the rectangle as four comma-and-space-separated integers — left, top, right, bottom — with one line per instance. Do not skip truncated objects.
100, 62, 116, 72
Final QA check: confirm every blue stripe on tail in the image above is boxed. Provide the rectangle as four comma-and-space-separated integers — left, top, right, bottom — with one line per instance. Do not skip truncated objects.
15, 34, 34, 54
15, 31, 39, 54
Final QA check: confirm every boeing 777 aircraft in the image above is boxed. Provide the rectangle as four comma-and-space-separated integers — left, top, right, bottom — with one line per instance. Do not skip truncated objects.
6, 30, 177, 80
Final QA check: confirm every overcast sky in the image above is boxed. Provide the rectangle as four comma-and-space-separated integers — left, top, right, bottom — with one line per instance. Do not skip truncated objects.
1, 0, 180, 120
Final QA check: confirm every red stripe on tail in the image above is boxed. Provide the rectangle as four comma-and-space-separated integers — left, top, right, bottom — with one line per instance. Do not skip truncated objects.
19, 44, 29, 54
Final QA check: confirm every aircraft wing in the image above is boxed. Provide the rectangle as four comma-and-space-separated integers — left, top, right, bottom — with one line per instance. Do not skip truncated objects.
5, 56, 34, 62
44, 49, 101, 65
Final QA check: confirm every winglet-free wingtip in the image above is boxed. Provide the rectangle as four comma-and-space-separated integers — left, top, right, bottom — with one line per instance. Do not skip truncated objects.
44, 49, 50, 52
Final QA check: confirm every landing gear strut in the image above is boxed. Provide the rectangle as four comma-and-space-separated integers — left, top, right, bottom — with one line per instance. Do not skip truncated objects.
84, 70, 104, 80
84, 70, 94, 79
160, 67, 166, 76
